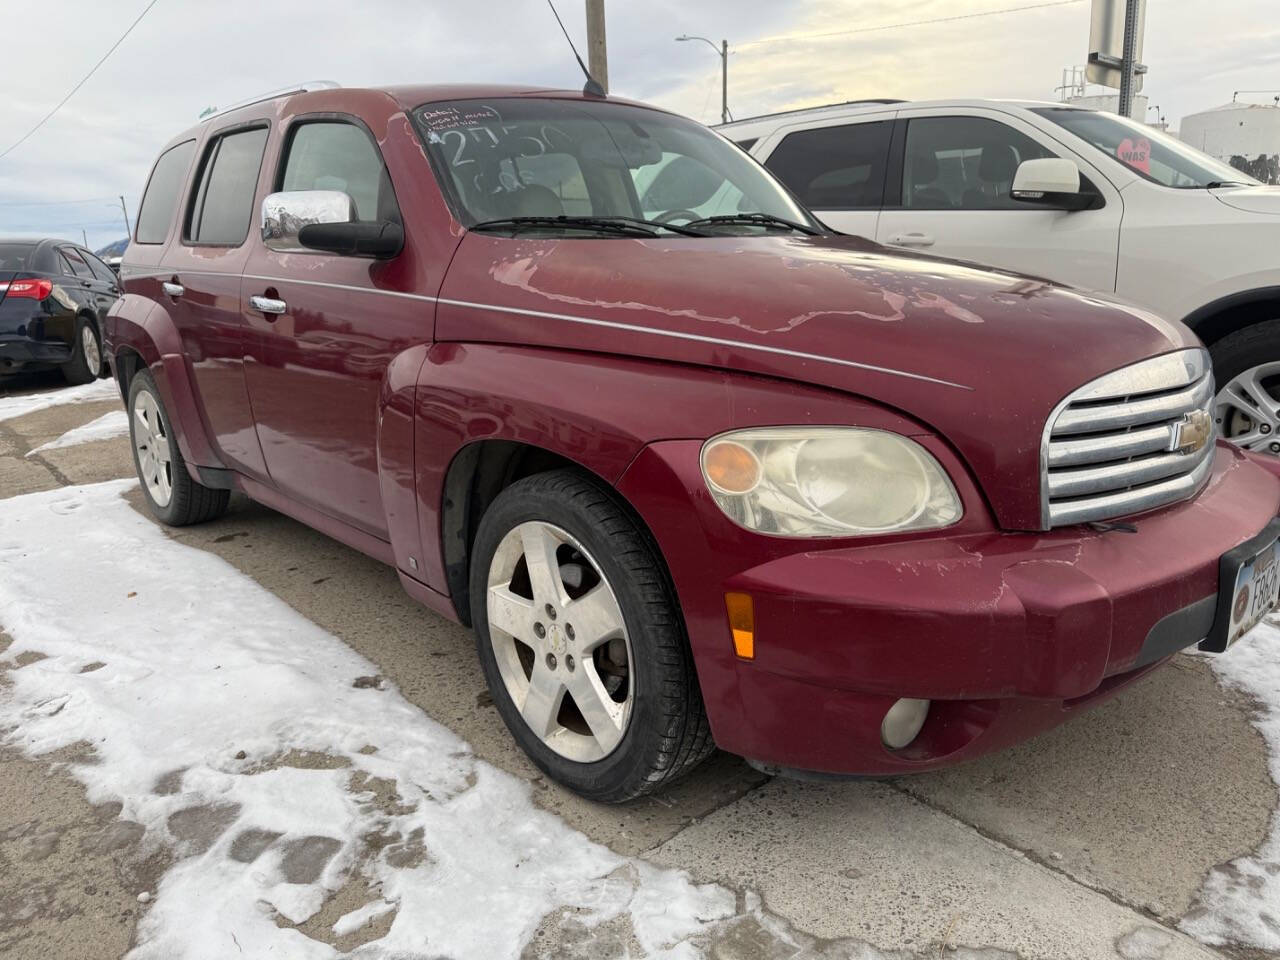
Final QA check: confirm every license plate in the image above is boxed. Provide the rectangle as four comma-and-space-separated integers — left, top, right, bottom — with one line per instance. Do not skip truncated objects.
1202, 519, 1280, 655
1226, 539, 1280, 648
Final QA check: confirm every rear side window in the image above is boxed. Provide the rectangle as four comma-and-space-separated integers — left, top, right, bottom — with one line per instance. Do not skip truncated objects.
187, 127, 269, 245
59, 247, 95, 279
279, 121, 399, 222
136, 140, 196, 244
82, 250, 117, 283
765, 121, 893, 209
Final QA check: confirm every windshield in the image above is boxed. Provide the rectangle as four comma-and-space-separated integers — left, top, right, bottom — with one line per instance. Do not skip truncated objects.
413, 98, 819, 235
1031, 107, 1259, 189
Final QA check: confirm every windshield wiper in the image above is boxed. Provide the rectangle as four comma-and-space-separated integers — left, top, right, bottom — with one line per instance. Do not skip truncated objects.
468, 215, 707, 238
685, 212, 824, 236
1204, 180, 1250, 189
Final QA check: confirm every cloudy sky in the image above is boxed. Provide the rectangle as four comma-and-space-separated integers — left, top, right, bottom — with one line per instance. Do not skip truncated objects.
1, 0, 1277, 252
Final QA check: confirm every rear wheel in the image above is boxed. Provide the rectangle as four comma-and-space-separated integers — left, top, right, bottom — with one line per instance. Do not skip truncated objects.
127, 369, 229, 526
60, 317, 102, 385
470, 470, 714, 802
1212, 320, 1280, 456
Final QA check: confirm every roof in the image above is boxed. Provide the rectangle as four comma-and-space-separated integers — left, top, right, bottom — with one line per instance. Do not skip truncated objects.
716, 98, 1087, 131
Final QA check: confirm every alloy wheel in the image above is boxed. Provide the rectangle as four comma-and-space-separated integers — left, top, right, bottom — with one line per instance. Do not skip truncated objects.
486, 520, 634, 762
132, 388, 173, 507
81, 325, 101, 376
1216, 361, 1280, 455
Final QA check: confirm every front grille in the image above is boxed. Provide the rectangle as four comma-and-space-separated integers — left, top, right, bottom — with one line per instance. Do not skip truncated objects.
1042, 348, 1215, 527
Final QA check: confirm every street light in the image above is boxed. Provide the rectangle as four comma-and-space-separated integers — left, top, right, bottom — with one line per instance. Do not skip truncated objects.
676, 34, 729, 124
1146, 104, 1164, 126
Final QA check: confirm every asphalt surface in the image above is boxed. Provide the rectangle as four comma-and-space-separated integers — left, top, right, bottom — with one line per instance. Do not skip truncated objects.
0, 371, 1274, 959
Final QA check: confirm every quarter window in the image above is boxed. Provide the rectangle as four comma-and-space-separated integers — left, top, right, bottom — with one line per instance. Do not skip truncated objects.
280, 122, 399, 222
59, 247, 95, 280
902, 116, 1055, 210
136, 140, 196, 244
764, 121, 893, 209
187, 127, 269, 245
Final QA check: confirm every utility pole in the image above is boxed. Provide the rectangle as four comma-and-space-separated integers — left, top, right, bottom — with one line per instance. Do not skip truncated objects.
82, 229, 89, 247
1117, 0, 1139, 118
118, 195, 132, 239
585, 0, 608, 94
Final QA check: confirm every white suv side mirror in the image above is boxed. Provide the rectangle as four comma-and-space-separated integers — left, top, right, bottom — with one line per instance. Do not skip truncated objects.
1011, 158, 1096, 212
261, 190, 356, 252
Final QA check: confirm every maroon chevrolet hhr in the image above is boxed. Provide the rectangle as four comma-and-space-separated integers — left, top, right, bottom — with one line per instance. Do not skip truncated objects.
107, 82, 1280, 802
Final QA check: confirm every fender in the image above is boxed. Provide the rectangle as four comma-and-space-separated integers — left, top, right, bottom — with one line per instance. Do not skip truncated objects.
105, 293, 223, 469
411, 341, 991, 609
1180, 284, 1280, 345
378, 342, 432, 576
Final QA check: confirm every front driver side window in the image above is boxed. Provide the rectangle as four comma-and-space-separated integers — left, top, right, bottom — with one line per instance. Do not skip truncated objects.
280, 121, 400, 223
903, 116, 1054, 210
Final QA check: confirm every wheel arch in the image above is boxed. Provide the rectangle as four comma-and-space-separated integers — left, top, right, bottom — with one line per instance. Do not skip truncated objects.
440, 439, 654, 627
1182, 287, 1280, 348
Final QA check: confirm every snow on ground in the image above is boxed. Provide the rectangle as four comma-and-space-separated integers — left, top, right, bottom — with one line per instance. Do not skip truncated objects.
0, 481, 736, 959
26, 409, 129, 456
0, 377, 118, 422
1181, 618, 1280, 950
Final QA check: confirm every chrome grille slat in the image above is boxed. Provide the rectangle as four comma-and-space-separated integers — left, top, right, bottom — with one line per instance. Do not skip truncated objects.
1041, 349, 1215, 528
1050, 375, 1213, 436
1047, 423, 1173, 467
1048, 450, 1201, 498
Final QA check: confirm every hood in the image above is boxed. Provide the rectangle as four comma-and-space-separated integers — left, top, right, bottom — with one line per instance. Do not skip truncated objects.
1213, 184, 1280, 216
436, 234, 1197, 530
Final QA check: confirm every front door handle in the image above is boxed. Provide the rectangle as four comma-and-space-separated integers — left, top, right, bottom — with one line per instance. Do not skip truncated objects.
886, 232, 935, 248
162, 281, 184, 297
250, 294, 287, 315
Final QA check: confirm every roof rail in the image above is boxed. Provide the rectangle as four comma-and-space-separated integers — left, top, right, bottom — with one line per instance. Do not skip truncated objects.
720, 98, 906, 127
200, 81, 340, 122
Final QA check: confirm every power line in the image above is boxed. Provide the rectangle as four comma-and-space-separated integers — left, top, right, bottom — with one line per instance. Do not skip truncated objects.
0, 0, 162, 162
738, 0, 1084, 48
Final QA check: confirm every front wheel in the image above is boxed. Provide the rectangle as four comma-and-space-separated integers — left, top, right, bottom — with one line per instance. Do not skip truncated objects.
1213, 319, 1280, 456
470, 470, 714, 802
127, 369, 230, 526
60, 317, 103, 385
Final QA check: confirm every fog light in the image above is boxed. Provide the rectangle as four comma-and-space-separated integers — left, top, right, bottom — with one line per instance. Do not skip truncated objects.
881, 698, 930, 750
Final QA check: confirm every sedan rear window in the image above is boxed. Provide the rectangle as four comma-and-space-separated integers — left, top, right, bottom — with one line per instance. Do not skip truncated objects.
0, 243, 34, 270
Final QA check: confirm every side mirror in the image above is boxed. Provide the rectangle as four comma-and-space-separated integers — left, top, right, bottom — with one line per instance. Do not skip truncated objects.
262, 190, 355, 252
1011, 158, 1095, 211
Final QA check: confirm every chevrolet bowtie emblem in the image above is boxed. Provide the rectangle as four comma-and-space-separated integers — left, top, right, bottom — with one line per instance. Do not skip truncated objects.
1169, 409, 1214, 455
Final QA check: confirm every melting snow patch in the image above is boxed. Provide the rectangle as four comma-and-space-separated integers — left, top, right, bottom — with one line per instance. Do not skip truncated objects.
0, 480, 741, 959
27, 409, 129, 456
1182, 618, 1280, 950
0, 376, 118, 422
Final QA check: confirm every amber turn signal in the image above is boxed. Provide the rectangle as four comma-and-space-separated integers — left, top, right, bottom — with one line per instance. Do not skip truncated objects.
725, 591, 755, 660
703, 440, 761, 495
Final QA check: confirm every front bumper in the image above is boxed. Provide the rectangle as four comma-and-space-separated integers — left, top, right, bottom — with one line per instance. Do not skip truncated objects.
617, 440, 1280, 776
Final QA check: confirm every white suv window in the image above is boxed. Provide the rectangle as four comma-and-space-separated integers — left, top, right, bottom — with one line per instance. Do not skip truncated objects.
764, 121, 893, 209
903, 117, 1054, 210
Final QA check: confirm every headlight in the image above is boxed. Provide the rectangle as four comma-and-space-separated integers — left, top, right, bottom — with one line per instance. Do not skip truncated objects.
700, 427, 962, 538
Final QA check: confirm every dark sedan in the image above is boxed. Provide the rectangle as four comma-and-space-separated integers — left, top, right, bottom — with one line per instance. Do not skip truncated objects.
0, 238, 119, 384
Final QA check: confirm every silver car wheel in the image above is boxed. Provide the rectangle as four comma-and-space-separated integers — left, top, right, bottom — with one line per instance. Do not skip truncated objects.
1216, 361, 1280, 455
81, 324, 101, 376
486, 520, 633, 762
132, 388, 173, 507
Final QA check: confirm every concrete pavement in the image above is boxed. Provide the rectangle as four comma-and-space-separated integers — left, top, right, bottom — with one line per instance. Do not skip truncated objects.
0, 373, 1274, 959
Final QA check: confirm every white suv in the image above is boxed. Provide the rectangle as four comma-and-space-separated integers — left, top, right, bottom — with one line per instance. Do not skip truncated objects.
720, 100, 1280, 454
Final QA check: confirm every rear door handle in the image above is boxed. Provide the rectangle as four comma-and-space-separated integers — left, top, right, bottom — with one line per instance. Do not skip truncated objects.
250, 294, 287, 315
162, 281, 184, 297
886, 232, 935, 248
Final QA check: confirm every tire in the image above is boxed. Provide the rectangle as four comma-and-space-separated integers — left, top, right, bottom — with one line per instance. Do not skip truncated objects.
127, 369, 230, 526
1210, 319, 1280, 456
60, 316, 103, 385
470, 469, 714, 802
